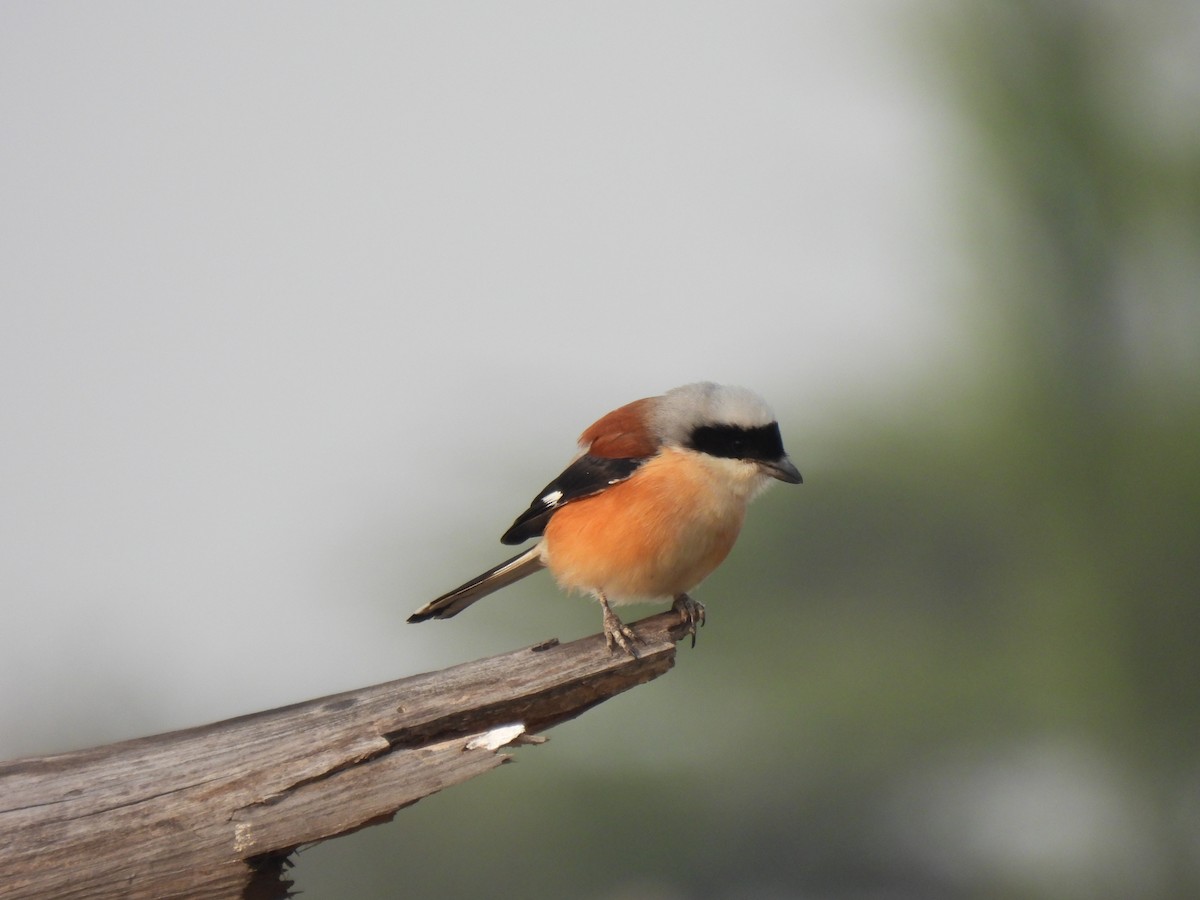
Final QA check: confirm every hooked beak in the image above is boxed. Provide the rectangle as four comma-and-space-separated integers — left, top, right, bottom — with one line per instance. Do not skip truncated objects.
760, 456, 802, 484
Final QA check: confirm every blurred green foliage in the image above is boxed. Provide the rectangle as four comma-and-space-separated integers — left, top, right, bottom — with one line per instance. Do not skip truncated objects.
301, 3, 1200, 897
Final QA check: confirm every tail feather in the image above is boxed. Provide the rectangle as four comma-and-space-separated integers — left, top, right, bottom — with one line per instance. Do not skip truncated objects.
408, 546, 545, 623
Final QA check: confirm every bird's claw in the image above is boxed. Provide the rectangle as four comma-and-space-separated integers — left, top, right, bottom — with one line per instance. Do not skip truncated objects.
672, 593, 706, 648
601, 603, 642, 658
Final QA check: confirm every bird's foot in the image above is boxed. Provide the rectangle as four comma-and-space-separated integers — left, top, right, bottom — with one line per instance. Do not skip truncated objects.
600, 596, 642, 657
671, 593, 706, 648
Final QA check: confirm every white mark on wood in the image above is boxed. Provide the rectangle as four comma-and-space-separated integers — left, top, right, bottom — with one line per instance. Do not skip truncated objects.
233, 822, 255, 853
464, 723, 526, 751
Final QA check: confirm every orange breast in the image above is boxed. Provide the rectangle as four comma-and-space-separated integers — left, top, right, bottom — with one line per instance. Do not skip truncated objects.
541, 448, 748, 603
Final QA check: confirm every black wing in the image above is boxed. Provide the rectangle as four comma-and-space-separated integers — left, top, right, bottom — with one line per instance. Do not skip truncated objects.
500, 454, 648, 545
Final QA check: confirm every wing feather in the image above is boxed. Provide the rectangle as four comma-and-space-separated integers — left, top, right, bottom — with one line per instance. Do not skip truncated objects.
500, 396, 660, 545
500, 453, 647, 544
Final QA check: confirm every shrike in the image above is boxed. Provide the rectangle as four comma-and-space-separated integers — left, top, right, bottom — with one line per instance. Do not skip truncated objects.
408, 382, 801, 654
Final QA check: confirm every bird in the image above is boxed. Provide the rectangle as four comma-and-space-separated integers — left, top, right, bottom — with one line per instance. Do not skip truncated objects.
407, 381, 801, 654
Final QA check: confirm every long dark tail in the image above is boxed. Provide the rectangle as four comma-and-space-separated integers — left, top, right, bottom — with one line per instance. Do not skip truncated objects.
407, 546, 545, 623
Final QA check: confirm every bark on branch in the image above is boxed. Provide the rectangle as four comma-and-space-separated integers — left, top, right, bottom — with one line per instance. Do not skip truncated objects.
0, 611, 688, 899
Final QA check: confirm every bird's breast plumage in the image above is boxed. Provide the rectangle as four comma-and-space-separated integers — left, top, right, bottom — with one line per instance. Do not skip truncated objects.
539, 447, 766, 603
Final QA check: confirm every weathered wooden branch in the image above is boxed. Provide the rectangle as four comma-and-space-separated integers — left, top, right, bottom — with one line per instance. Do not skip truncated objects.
0, 611, 688, 900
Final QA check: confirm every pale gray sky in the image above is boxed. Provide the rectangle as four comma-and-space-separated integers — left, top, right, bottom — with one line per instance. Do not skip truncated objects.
0, 2, 963, 759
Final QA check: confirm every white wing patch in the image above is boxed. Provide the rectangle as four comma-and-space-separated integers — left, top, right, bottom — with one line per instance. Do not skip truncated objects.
541, 489, 564, 507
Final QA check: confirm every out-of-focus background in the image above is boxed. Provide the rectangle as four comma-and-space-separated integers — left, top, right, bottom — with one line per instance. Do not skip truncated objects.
3, 2, 1198, 897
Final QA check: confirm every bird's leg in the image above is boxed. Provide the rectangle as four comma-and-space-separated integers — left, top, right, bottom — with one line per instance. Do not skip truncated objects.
671, 593, 706, 648
599, 592, 641, 657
